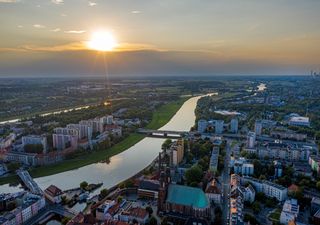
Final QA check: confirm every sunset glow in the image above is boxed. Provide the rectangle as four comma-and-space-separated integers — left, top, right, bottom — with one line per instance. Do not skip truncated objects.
87, 31, 117, 51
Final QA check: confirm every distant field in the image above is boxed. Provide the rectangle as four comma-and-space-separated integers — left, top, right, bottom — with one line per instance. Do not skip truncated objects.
0, 97, 188, 185
146, 98, 187, 129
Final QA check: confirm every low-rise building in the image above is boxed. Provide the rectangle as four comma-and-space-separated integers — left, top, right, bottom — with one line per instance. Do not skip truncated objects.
280, 199, 299, 224
242, 177, 288, 201
205, 179, 221, 204
119, 207, 149, 224
209, 147, 219, 171
288, 115, 310, 127
311, 197, 320, 215
0, 192, 45, 225
44, 185, 63, 203
233, 158, 254, 176
137, 179, 160, 199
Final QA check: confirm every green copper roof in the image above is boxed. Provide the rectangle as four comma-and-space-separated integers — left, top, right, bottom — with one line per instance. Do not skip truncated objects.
166, 184, 209, 209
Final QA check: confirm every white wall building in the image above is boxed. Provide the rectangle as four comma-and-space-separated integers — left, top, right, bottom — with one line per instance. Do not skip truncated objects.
198, 119, 208, 133
246, 132, 256, 148
66, 124, 92, 140
22, 135, 48, 153
280, 199, 299, 224
255, 120, 263, 136
230, 118, 238, 133
215, 120, 224, 134
52, 134, 78, 151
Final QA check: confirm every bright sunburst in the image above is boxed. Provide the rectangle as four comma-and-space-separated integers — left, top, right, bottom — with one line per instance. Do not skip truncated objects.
87, 31, 118, 51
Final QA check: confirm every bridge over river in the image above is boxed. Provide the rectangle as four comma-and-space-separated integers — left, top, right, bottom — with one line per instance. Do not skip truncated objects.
137, 128, 189, 138
17, 170, 43, 195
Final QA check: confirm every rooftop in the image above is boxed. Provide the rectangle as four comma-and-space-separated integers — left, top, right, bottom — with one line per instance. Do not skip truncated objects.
166, 184, 209, 209
45, 185, 63, 197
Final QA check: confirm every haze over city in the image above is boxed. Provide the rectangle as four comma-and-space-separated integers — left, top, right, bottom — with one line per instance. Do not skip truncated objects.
1, 0, 320, 76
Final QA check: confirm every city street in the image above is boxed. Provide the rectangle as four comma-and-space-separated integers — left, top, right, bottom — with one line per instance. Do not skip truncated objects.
221, 140, 232, 224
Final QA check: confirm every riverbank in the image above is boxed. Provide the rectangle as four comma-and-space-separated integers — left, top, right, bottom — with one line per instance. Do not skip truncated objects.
0, 97, 188, 185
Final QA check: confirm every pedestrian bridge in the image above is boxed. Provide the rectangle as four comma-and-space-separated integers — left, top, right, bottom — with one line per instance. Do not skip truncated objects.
17, 170, 43, 195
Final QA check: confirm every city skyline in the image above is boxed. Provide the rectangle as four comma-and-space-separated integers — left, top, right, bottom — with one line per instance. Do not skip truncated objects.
1, 0, 320, 76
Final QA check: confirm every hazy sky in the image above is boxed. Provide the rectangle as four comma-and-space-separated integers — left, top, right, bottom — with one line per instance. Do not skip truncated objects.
1, 0, 320, 76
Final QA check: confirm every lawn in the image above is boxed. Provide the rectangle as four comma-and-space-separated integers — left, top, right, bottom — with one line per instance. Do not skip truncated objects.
146, 98, 187, 129
0, 98, 188, 185
269, 208, 281, 222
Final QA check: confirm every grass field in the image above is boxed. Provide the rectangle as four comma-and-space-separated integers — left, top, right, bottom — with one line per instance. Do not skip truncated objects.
146, 98, 187, 129
269, 208, 281, 222
0, 98, 188, 185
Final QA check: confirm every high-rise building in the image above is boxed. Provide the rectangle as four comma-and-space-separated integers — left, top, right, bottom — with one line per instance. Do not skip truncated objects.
255, 120, 263, 136
66, 124, 92, 140
22, 135, 48, 153
230, 118, 238, 133
246, 132, 256, 148
106, 115, 113, 125
197, 119, 208, 133
215, 120, 224, 134
52, 133, 78, 151
171, 139, 184, 166
53, 127, 79, 136
80, 118, 104, 133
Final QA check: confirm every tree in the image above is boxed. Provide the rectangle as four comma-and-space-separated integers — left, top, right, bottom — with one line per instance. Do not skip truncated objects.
162, 139, 172, 150
185, 165, 203, 185
7, 162, 21, 172
252, 201, 261, 214
117, 195, 123, 203
146, 206, 153, 216
147, 216, 158, 225
80, 181, 88, 190
316, 181, 320, 191
161, 217, 169, 225
24, 144, 43, 154
100, 188, 108, 198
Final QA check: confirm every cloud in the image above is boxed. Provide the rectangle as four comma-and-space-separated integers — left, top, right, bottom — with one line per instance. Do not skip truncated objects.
52, 0, 63, 4
0, 42, 86, 52
88, 1, 96, 6
115, 43, 163, 52
17, 25, 23, 28
131, 10, 141, 14
33, 24, 46, 29
64, 30, 86, 34
50, 28, 61, 32
0, 42, 162, 53
0, 0, 19, 3
60, 13, 67, 17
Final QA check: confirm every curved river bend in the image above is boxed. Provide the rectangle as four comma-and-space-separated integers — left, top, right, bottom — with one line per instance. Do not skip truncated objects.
0, 95, 210, 194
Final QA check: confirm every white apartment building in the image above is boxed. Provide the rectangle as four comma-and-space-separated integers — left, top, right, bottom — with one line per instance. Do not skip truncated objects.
22, 135, 48, 153
52, 133, 78, 151
215, 120, 224, 134
66, 124, 92, 140
246, 132, 256, 148
234, 159, 254, 176
242, 177, 288, 202
198, 119, 208, 133
230, 118, 238, 133
255, 120, 263, 136
280, 199, 299, 224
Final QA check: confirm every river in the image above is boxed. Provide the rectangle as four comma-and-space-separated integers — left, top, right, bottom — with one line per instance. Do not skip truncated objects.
0, 94, 214, 194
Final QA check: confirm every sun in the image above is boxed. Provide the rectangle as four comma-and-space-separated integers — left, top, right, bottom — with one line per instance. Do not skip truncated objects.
87, 31, 118, 51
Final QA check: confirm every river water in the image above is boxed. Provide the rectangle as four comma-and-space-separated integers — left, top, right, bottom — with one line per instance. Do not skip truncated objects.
0, 94, 213, 194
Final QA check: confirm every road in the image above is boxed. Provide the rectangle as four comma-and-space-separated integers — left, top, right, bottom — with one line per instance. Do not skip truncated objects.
220, 139, 232, 225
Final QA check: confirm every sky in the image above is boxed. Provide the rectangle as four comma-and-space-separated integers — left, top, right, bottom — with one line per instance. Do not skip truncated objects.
0, 0, 320, 77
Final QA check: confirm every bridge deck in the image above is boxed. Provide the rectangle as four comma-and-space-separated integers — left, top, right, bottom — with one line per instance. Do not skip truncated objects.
17, 170, 43, 195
